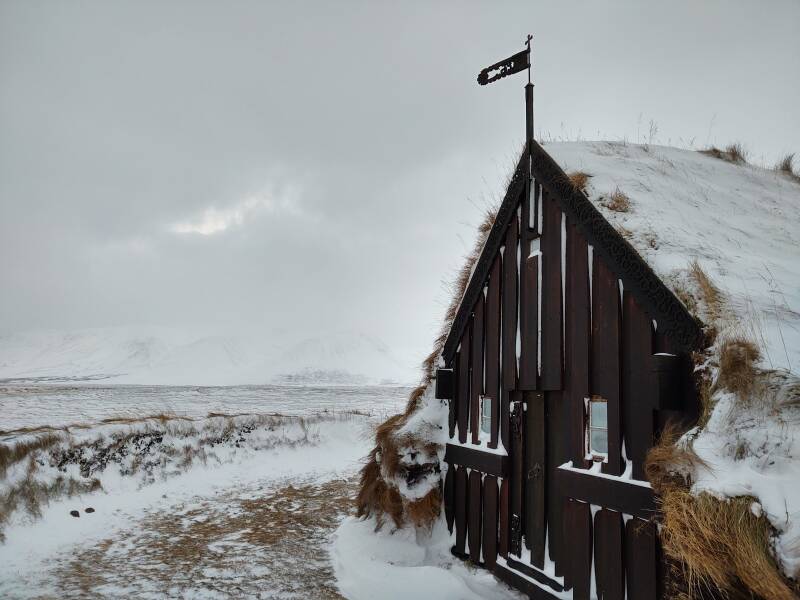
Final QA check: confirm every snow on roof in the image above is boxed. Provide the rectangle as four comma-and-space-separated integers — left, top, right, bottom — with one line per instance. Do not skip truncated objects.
545, 141, 800, 374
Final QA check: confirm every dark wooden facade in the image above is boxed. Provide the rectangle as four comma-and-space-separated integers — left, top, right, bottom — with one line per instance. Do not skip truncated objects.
438, 141, 703, 599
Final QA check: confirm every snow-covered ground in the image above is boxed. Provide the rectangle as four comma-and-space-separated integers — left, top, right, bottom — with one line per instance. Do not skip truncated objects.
0, 384, 410, 438
0, 385, 522, 599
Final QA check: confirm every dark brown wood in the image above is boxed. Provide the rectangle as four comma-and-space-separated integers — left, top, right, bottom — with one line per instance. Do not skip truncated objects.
519, 191, 539, 391
502, 205, 520, 392
444, 443, 510, 478
435, 368, 455, 400
546, 390, 568, 576
524, 391, 546, 568
486, 255, 502, 449
498, 476, 509, 558
563, 499, 592, 599
494, 562, 561, 600
444, 465, 455, 533
483, 475, 498, 569
519, 251, 539, 391
593, 256, 624, 476
556, 464, 656, 520
506, 556, 564, 592
509, 396, 524, 556
457, 321, 472, 444
468, 470, 483, 563
564, 222, 590, 466
540, 191, 563, 390
454, 466, 468, 555
471, 293, 485, 444
594, 509, 624, 600
442, 142, 703, 367
626, 517, 658, 600
622, 291, 656, 480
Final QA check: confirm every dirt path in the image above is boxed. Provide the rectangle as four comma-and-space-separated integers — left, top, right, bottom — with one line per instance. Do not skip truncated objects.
39, 474, 357, 599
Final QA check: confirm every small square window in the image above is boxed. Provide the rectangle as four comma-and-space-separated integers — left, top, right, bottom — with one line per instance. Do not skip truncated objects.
480, 396, 492, 435
589, 396, 608, 458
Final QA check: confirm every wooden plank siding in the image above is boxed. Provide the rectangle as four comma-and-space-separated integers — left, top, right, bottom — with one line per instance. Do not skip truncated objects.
564, 221, 590, 467
622, 291, 657, 480
524, 391, 546, 568
519, 183, 539, 391
438, 143, 705, 600
592, 255, 624, 476
470, 294, 485, 445
483, 475, 499, 569
486, 255, 502, 449
540, 191, 563, 391
468, 470, 483, 563
457, 320, 471, 444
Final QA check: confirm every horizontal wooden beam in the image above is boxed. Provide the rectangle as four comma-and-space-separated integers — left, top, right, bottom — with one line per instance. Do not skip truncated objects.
505, 556, 564, 592
444, 443, 509, 478
557, 465, 657, 520
494, 561, 560, 600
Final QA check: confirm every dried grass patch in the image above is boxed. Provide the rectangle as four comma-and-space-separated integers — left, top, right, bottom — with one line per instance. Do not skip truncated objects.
776, 153, 800, 183
700, 143, 748, 164
600, 187, 631, 212
51, 477, 356, 598
715, 336, 761, 400
568, 171, 591, 193
658, 489, 797, 600
0, 433, 62, 477
689, 260, 723, 323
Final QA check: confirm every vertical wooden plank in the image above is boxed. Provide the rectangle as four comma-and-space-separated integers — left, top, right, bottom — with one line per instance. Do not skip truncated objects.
626, 517, 658, 600
470, 294, 485, 444
593, 256, 623, 476
483, 475, 499, 569
509, 396, 524, 556
594, 508, 624, 600
500, 214, 520, 451
546, 390, 568, 576
524, 391, 546, 568
563, 499, 592, 600
457, 321, 472, 444
519, 198, 539, 391
454, 466, 468, 555
502, 212, 519, 391
444, 465, 455, 533
498, 477, 509, 558
564, 222, 590, 466
468, 470, 483, 563
449, 360, 458, 439
486, 255, 502, 449
622, 292, 656, 480
540, 191, 563, 390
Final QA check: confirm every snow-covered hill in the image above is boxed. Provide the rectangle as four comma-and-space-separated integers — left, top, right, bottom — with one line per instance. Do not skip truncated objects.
0, 327, 417, 386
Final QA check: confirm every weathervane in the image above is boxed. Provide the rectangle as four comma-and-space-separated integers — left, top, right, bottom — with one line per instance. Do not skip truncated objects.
478, 35, 535, 208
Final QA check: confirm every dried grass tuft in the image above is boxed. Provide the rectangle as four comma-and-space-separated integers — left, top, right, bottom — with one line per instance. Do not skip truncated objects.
776, 153, 800, 183
659, 489, 797, 600
568, 171, 591, 193
645, 423, 705, 495
601, 187, 631, 212
700, 143, 748, 164
0, 434, 62, 478
689, 260, 722, 323
716, 336, 761, 399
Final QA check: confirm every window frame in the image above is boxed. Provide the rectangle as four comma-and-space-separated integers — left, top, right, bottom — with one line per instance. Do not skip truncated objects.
587, 395, 609, 461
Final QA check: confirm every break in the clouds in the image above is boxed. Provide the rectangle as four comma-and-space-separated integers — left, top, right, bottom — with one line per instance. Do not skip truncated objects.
1, 0, 798, 370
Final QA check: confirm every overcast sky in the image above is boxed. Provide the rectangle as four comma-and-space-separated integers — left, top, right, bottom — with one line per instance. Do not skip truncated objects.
1, 1, 798, 362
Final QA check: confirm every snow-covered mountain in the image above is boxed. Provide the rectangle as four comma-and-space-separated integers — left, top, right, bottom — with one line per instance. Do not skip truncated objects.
0, 327, 417, 386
